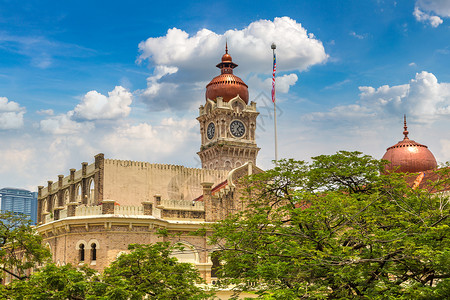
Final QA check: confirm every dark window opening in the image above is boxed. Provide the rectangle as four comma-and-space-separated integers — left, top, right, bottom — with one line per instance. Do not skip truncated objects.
79, 244, 85, 262
91, 243, 97, 261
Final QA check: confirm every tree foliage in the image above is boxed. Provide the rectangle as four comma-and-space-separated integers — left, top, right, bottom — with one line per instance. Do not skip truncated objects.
209, 151, 450, 299
7, 264, 100, 300
101, 243, 214, 300
0, 211, 51, 281
4, 242, 214, 300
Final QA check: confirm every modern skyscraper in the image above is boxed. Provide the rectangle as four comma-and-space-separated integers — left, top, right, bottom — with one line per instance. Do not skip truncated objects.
0, 188, 38, 224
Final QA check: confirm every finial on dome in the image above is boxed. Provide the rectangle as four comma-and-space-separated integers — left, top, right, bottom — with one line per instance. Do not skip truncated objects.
220, 42, 234, 65
403, 114, 409, 140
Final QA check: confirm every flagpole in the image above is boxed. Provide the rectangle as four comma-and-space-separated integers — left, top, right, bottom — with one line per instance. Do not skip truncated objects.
271, 43, 278, 166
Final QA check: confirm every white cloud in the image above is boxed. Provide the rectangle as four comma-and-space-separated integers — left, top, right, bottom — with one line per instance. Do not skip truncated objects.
73, 86, 133, 120
414, 0, 450, 27
0, 113, 202, 190
416, 0, 450, 17
306, 71, 450, 124
40, 111, 94, 135
360, 71, 450, 121
0, 97, 25, 130
137, 17, 327, 111
0, 97, 21, 112
0, 147, 34, 179
101, 117, 198, 161
247, 73, 298, 95
39, 86, 132, 135
440, 139, 450, 161
413, 7, 443, 27
0, 112, 25, 130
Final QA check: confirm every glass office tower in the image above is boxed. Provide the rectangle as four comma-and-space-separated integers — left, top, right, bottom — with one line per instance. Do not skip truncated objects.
0, 188, 38, 224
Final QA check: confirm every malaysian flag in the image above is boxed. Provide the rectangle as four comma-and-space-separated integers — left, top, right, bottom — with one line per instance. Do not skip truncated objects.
271, 51, 276, 103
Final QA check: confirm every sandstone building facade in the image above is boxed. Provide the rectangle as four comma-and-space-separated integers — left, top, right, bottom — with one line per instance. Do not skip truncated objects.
34, 48, 263, 286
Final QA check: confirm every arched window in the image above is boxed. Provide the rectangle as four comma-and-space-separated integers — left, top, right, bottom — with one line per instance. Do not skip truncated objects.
75, 184, 81, 202
79, 244, 85, 262
88, 179, 95, 204
42, 199, 48, 214
91, 243, 97, 261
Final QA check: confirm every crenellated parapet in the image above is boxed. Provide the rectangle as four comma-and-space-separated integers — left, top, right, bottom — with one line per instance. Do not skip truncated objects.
41, 197, 207, 225
37, 154, 104, 224
37, 154, 229, 225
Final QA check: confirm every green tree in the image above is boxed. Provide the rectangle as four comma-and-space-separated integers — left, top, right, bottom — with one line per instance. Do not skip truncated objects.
100, 242, 215, 300
6, 242, 215, 299
0, 211, 51, 281
7, 263, 101, 300
209, 151, 450, 299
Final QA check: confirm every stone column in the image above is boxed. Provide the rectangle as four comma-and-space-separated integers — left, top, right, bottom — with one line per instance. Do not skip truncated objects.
47, 181, 53, 212
201, 182, 214, 222
58, 175, 64, 207
70, 169, 76, 202
81, 162, 88, 204
154, 194, 161, 206
67, 202, 78, 217
94, 153, 105, 204
142, 201, 153, 215
102, 200, 115, 214
37, 186, 44, 224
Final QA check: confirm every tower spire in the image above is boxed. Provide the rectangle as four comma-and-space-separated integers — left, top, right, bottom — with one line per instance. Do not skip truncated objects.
225, 40, 228, 54
403, 114, 409, 140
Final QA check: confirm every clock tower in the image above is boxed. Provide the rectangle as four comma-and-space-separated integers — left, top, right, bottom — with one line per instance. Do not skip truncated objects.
197, 46, 260, 171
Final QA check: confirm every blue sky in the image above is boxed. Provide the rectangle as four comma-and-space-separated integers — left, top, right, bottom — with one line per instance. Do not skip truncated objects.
0, 0, 449, 190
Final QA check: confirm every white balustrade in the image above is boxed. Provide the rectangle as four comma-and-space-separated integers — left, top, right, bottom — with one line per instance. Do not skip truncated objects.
44, 214, 53, 223
59, 209, 67, 219
114, 205, 144, 215
75, 205, 102, 216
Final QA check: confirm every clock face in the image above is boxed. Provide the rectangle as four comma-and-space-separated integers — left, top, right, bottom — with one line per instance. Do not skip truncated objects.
207, 122, 215, 140
230, 120, 245, 138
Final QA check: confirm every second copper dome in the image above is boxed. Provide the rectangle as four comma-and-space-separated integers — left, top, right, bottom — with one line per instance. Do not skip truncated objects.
382, 117, 437, 173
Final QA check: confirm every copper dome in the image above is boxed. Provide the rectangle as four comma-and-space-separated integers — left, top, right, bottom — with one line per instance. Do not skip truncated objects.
205, 45, 249, 104
382, 116, 437, 173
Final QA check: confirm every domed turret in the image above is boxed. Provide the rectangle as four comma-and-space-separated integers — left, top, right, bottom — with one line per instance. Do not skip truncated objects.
382, 116, 437, 173
205, 44, 249, 103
